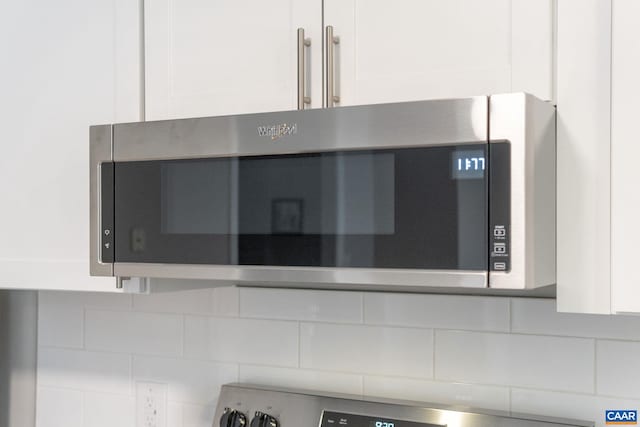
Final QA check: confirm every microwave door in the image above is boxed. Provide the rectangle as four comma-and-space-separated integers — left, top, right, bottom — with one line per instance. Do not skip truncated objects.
110, 144, 490, 287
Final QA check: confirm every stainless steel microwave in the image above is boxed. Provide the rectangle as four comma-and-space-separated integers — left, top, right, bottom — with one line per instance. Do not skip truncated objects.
90, 93, 555, 293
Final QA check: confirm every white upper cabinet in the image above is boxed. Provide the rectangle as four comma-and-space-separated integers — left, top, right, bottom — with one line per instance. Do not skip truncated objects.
0, 0, 140, 291
611, 0, 640, 314
323, 0, 555, 106
557, 0, 640, 315
145, 0, 322, 120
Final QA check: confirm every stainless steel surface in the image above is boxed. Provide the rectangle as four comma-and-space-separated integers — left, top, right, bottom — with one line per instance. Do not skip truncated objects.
111, 97, 487, 161
297, 28, 311, 110
89, 124, 113, 277
0, 291, 37, 427
214, 384, 593, 427
323, 25, 340, 108
488, 94, 556, 290
90, 94, 557, 293
113, 264, 488, 289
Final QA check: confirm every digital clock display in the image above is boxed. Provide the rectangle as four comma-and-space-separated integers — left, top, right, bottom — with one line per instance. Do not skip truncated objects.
451, 149, 486, 179
321, 411, 444, 427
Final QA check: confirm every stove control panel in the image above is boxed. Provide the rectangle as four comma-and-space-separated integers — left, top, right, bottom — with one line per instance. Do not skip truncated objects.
321, 411, 441, 427
214, 384, 593, 427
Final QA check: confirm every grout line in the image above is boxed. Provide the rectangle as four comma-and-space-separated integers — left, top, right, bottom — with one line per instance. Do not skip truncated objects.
508, 298, 513, 333
82, 306, 87, 350
297, 321, 302, 368
593, 339, 598, 394
432, 329, 436, 379
181, 313, 186, 358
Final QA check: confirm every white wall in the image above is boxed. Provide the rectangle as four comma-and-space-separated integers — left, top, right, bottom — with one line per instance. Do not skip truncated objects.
36, 288, 640, 427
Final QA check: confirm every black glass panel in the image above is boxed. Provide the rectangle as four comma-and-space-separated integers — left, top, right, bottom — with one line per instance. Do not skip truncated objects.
114, 144, 498, 270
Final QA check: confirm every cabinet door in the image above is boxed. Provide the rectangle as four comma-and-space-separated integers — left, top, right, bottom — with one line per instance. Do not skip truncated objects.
323, 0, 554, 106
0, 0, 140, 291
611, 0, 640, 313
145, 0, 321, 120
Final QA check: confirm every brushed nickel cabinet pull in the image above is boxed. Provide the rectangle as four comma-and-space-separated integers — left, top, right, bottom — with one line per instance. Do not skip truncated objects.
297, 28, 311, 110
324, 25, 340, 108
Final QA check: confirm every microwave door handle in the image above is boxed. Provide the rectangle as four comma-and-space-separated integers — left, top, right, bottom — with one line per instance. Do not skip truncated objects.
324, 25, 340, 108
297, 28, 311, 110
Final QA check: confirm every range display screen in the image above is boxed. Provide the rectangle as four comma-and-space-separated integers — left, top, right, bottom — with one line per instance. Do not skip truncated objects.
321, 411, 445, 427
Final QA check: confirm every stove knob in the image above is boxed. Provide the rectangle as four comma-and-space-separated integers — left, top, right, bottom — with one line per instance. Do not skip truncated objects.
250, 412, 279, 427
220, 408, 247, 427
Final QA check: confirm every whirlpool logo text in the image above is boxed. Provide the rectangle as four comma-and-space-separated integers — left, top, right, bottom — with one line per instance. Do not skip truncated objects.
257, 123, 297, 141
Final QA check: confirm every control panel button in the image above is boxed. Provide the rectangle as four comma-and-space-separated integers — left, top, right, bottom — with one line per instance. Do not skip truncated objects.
220, 408, 247, 427
250, 412, 279, 427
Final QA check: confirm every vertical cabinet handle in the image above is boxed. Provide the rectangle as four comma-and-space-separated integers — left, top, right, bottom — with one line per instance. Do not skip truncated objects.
297, 28, 311, 110
324, 25, 340, 108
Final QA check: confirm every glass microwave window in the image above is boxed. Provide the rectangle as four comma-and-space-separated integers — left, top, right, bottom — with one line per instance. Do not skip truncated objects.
114, 143, 496, 270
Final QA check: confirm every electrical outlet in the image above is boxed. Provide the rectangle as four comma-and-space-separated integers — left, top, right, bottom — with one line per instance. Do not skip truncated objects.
136, 381, 168, 427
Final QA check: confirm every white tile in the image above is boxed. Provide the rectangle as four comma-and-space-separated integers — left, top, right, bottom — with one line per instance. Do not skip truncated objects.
133, 355, 237, 405
133, 288, 215, 314
38, 291, 131, 349
38, 348, 130, 394
512, 298, 640, 339
133, 284, 239, 317
239, 365, 363, 395
168, 402, 184, 427
512, 388, 640, 427
182, 403, 217, 427
84, 392, 135, 427
184, 317, 298, 367
364, 376, 509, 411
300, 323, 433, 378
364, 294, 509, 332
435, 331, 594, 393
85, 310, 183, 357
597, 340, 640, 398
240, 288, 363, 323
36, 387, 82, 427
38, 293, 83, 349
211, 286, 240, 317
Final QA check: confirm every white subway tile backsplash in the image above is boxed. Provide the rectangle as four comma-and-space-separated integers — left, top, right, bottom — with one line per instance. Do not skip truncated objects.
168, 401, 218, 427
85, 310, 183, 356
300, 323, 433, 378
168, 402, 184, 427
240, 288, 363, 323
511, 388, 640, 427
435, 331, 594, 393
38, 348, 130, 394
38, 291, 131, 349
37, 289, 640, 427
239, 365, 363, 395
512, 298, 640, 340
182, 403, 217, 427
364, 376, 510, 411
36, 387, 83, 427
133, 356, 238, 405
133, 283, 239, 317
84, 392, 135, 427
38, 294, 83, 349
596, 340, 640, 398
184, 316, 298, 367
364, 294, 510, 331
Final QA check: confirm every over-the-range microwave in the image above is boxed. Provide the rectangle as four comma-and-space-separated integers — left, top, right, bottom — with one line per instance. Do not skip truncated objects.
90, 93, 555, 293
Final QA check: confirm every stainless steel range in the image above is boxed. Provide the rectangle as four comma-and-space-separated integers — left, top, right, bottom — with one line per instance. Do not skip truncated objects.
214, 384, 592, 427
